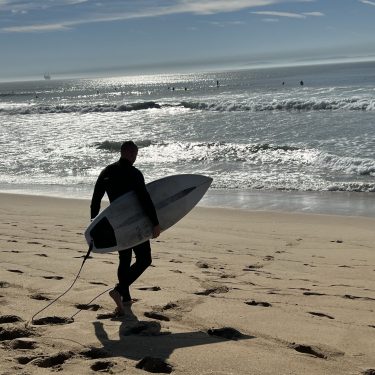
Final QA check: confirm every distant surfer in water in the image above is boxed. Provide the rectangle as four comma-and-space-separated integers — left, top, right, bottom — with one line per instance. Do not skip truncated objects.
90, 141, 161, 315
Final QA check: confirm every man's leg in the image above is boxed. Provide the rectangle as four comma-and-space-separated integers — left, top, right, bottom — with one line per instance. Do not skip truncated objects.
126, 240, 152, 288
109, 248, 132, 314
115, 249, 132, 302
118, 241, 152, 299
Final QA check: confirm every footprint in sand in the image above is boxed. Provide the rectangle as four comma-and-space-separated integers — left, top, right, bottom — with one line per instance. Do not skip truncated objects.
0, 281, 11, 288
195, 286, 230, 296
303, 291, 326, 296
30, 293, 51, 301
75, 303, 101, 311
9, 338, 38, 350
136, 357, 173, 373
289, 343, 344, 359
169, 259, 183, 263
30, 351, 74, 368
89, 281, 108, 286
144, 311, 170, 321
0, 315, 24, 324
32, 316, 73, 325
308, 312, 334, 319
0, 326, 35, 341
16, 355, 41, 365
263, 255, 274, 261
220, 274, 236, 279
291, 344, 327, 359
245, 301, 272, 307
7, 269, 24, 274
80, 347, 111, 359
243, 264, 264, 271
42, 276, 64, 280
91, 361, 115, 372
161, 302, 178, 310
343, 294, 375, 301
196, 261, 210, 269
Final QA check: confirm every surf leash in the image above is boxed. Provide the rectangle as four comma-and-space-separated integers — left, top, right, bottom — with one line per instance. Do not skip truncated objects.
30, 241, 94, 324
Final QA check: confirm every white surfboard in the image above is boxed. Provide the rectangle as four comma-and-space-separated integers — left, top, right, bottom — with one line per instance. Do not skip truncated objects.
85, 174, 212, 253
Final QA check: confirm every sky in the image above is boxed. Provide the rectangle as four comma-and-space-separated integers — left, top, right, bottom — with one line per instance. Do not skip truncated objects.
0, 0, 374, 80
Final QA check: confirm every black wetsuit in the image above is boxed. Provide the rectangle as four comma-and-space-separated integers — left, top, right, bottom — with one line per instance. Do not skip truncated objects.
90, 158, 159, 301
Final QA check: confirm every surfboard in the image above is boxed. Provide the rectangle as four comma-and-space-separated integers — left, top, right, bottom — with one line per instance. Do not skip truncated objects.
85, 174, 212, 253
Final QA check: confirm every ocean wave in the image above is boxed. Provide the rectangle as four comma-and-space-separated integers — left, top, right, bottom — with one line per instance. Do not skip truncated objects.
0, 101, 161, 115
327, 182, 375, 193
2, 97, 375, 115
95, 139, 153, 151
317, 153, 375, 177
179, 97, 375, 112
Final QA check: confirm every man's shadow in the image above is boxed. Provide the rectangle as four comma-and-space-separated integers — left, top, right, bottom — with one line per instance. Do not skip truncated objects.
93, 304, 255, 361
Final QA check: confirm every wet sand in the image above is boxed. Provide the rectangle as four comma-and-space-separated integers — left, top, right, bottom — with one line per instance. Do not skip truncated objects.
0, 193, 374, 374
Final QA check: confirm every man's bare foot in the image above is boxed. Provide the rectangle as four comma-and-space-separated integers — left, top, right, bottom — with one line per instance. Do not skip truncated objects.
109, 289, 124, 315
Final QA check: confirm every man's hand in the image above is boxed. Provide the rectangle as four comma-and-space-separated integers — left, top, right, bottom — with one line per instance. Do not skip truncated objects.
152, 224, 161, 239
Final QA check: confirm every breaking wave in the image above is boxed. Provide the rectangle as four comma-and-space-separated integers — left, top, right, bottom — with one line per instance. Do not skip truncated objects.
179, 97, 375, 112
0, 101, 160, 115
2, 96, 375, 115
94, 140, 375, 178
95, 139, 153, 151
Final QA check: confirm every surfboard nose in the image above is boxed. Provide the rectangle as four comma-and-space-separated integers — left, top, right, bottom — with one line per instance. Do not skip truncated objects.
185, 174, 213, 188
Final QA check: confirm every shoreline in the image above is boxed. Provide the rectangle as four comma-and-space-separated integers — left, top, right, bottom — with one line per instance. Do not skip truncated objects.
0, 187, 374, 218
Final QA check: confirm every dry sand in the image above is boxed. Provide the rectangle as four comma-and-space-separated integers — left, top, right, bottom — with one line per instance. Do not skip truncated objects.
0, 193, 374, 374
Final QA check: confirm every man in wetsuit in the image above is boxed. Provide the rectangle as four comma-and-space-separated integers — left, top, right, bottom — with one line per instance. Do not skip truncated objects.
90, 141, 160, 315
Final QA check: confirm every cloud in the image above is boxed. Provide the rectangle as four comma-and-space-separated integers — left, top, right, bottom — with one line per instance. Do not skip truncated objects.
0, 0, 318, 33
302, 12, 324, 16
359, 0, 375, 5
251, 11, 307, 18
251, 10, 324, 19
168, 0, 296, 15
2, 23, 71, 32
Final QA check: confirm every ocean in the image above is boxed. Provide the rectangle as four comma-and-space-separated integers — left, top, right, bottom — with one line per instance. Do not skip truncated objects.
1, 61, 374, 217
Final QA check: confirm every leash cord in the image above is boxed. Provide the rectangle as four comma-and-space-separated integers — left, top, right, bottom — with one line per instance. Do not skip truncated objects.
30, 242, 93, 324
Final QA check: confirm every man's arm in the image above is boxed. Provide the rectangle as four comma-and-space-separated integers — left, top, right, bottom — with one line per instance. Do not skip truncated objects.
90, 170, 106, 219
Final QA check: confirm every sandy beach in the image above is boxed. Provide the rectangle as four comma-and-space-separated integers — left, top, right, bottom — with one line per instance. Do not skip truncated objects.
0, 192, 374, 374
